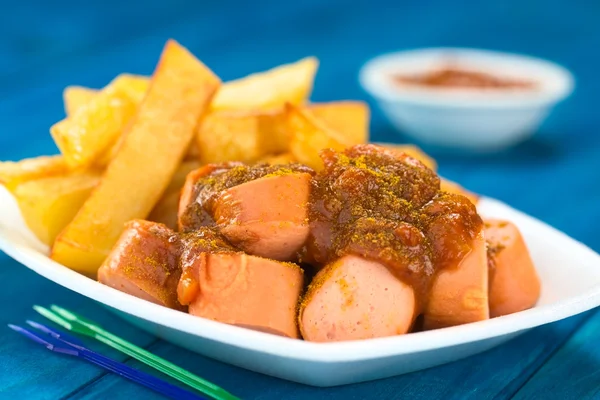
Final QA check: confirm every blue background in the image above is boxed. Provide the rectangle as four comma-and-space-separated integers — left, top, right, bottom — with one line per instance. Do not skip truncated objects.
1, 0, 599, 398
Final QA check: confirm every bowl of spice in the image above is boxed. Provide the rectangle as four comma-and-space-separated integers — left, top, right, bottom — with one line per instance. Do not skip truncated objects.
359, 48, 574, 151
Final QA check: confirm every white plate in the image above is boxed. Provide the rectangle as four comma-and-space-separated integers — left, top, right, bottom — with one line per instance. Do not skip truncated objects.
1, 185, 600, 387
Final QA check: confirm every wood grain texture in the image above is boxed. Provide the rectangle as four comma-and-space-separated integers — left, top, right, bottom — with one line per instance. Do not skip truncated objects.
1, 0, 599, 398
513, 311, 600, 400
0, 255, 157, 399
65, 312, 595, 400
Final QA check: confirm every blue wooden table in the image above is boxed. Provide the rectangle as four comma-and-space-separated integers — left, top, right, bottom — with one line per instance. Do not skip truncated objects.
1, 0, 599, 398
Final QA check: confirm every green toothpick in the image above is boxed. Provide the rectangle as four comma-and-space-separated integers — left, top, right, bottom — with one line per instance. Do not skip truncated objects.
33, 305, 239, 400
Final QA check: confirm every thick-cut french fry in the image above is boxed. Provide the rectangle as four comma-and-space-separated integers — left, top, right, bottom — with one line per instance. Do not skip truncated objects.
195, 110, 282, 163
62, 57, 317, 114
256, 102, 370, 158
51, 40, 221, 275
211, 57, 318, 111
0, 155, 69, 191
441, 179, 479, 205
51, 82, 137, 168
307, 101, 370, 145
110, 74, 150, 104
64, 75, 150, 117
62, 75, 151, 168
65, 58, 317, 114
261, 101, 370, 156
14, 172, 100, 246
286, 103, 351, 170
54, 74, 152, 168
63, 86, 97, 116
378, 143, 438, 171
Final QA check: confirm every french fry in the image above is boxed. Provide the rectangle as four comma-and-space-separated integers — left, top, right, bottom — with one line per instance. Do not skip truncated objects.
378, 143, 437, 171
211, 57, 318, 111
14, 172, 100, 246
53, 74, 152, 168
51, 40, 221, 275
0, 155, 69, 191
195, 110, 283, 163
64, 75, 150, 117
307, 101, 370, 145
261, 102, 370, 156
62, 57, 317, 114
110, 74, 150, 104
285, 103, 352, 170
67, 59, 319, 166
51, 81, 137, 168
62, 75, 151, 168
63, 86, 97, 116
65, 57, 317, 114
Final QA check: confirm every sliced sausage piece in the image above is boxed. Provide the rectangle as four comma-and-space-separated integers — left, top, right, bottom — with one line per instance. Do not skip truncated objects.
180, 252, 304, 338
177, 228, 236, 306
213, 172, 311, 261
485, 219, 540, 317
178, 163, 242, 231
423, 228, 489, 330
98, 220, 184, 310
299, 255, 416, 342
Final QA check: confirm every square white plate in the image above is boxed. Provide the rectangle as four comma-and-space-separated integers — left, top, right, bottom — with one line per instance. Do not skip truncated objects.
1, 185, 599, 387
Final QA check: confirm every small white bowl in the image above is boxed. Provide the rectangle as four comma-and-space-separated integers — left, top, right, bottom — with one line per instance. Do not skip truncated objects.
359, 48, 574, 151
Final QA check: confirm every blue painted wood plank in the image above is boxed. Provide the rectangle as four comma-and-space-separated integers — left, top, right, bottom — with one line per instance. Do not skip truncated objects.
513, 311, 600, 400
0, 0, 232, 80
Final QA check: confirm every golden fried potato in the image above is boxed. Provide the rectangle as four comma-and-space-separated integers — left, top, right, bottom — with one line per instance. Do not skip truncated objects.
378, 143, 437, 171
80, 58, 318, 113
285, 103, 351, 170
63, 86, 97, 116
307, 101, 370, 145
87, 59, 318, 113
259, 153, 296, 165
110, 74, 150, 104
14, 172, 100, 246
51, 83, 136, 168
51, 40, 221, 275
0, 155, 69, 191
195, 110, 282, 163
211, 57, 318, 111
441, 179, 479, 205
53, 74, 152, 168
